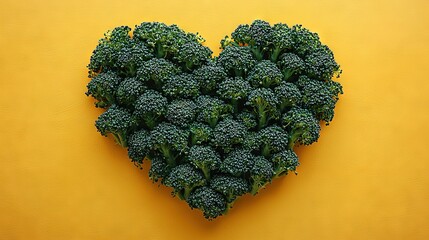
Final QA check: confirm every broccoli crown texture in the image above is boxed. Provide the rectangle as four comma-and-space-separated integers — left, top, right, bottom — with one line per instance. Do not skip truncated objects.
87, 20, 343, 220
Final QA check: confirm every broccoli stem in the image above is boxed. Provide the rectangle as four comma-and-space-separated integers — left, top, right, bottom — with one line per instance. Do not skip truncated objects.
200, 166, 210, 180
231, 99, 239, 113
257, 106, 267, 130
159, 144, 176, 167
270, 47, 281, 62
208, 117, 218, 128
155, 43, 166, 58
287, 128, 304, 150
250, 46, 263, 61
182, 187, 193, 200
250, 180, 261, 195
111, 132, 128, 147
282, 69, 294, 81
143, 115, 158, 129
261, 144, 271, 158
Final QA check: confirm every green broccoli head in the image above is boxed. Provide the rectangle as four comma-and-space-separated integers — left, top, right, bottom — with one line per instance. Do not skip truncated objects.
137, 58, 179, 89
166, 99, 197, 127
271, 150, 299, 177
217, 46, 256, 77
95, 105, 135, 147
304, 45, 342, 81
249, 156, 274, 195
209, 174, 250, 210
220, 149, 254, 177
269, 23, 294, 62
116, 77, 145, 108
114, 39, 153, 77
188, 145, 221, 180
133, 90, 168, 129
86, 71, 122, 108
195, 96, 231, 128
164, 163, 206, 200
247, 60, 283, 88
277, 52, 305, 81
193, 62, 227, 94
188, 122, 212, 145
187, 186, 227, 220
296, 75, 343, 124
162, 73, 200, 99
282, 106, 321, 149
127, 129, 152, 164
236, 111, 257, 130
217, 77, 251, 112
274, 81, 302, 112
148, 154, 171, 183
150, 123, 189, 167
174, 41, 212, 71
257, 125, 289, 158
245, 88, 280, 130
211, 119, 247, 153
291, 24, 322, 57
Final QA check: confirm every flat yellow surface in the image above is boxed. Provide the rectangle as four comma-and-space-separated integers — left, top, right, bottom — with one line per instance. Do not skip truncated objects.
1, 0, 429, 239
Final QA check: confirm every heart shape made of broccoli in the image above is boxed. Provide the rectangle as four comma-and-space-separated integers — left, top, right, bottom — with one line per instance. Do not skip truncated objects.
86, 20, 343, 220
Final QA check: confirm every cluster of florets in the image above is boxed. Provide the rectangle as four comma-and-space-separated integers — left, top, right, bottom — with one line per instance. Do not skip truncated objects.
86, 20, 342, 220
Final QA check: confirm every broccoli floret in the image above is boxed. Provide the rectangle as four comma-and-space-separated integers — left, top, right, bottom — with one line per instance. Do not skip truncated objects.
282, 107, 321, 149
271, 150, 299, 177
211, 119, 247, 153
133, 22, 188, 58
87, 26, 132, 77
220, 149, 254, 177
133, 90, 168, 129
188, 123, 212, 145
114, 40, 153, 77
116, 77, 145, 108
217, 77, 251, 113
249, 156, 274, 195
162, 73, 200, 98
150, 123, 189, 167
127, 129, 152, 164
195, 96, 231, 128
95, 105, 135, 147
277, 53, 305, 81
305, 45, 341, 81
210, 175, 250, 211
242, 131, 260, 152
193, 62, 227, 94
257, 125, 289, 158
274, 81, 302, 112
296, 75, 342, 123
86, 71, 122, 108
245, 88, 279, 130
217, 46, 256, 77
164, 163, 206, 200
187, 186, 227, 220
174, 41, 212, 71
247, 60, 283, 88
137, 58, 179, 89
269, 23, 294, 62
236, 111, 257, 130
291, 24, 321, 57
148, 155, 171, 183
166, 99, 197, 127
188, 145, 221, 180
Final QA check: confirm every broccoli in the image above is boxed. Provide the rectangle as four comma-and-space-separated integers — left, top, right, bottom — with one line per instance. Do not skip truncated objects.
211, 119, 247, 153
86, 71, 122, 108
220, 149, 254, 177
137, 58, 179, 89
187, 145, 221, 180
257, 125, 289, 158
150, 123, 189, 168
277, 52, 305, 81
164, 163, 206, 200
271, 150, 299, 177
274, 81, 302, 112
193, 62, 227, 94
87, 20, 343, 220
296, 75, 343, 123
133, 90, 168, 129
188, 123, 212, 145
162, 73, 200, 99
247, 60, 283, 88
166, 99, 197, 127
195, 96, 231, 128
116, 77, 145, 108
148, 154, 171, 183
127, 129, 152, 164
217, 77, 251, 113
217, 46, 256, 77
187, 186, 227, 220
245, 88, 280, 130
282, 107, 321, 149
210, 175, 250, 211
95, 105, 135, 147
249, 156, 274, 195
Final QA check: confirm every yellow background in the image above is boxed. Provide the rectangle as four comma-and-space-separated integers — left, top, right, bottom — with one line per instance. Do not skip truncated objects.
1, 0, 429, 239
